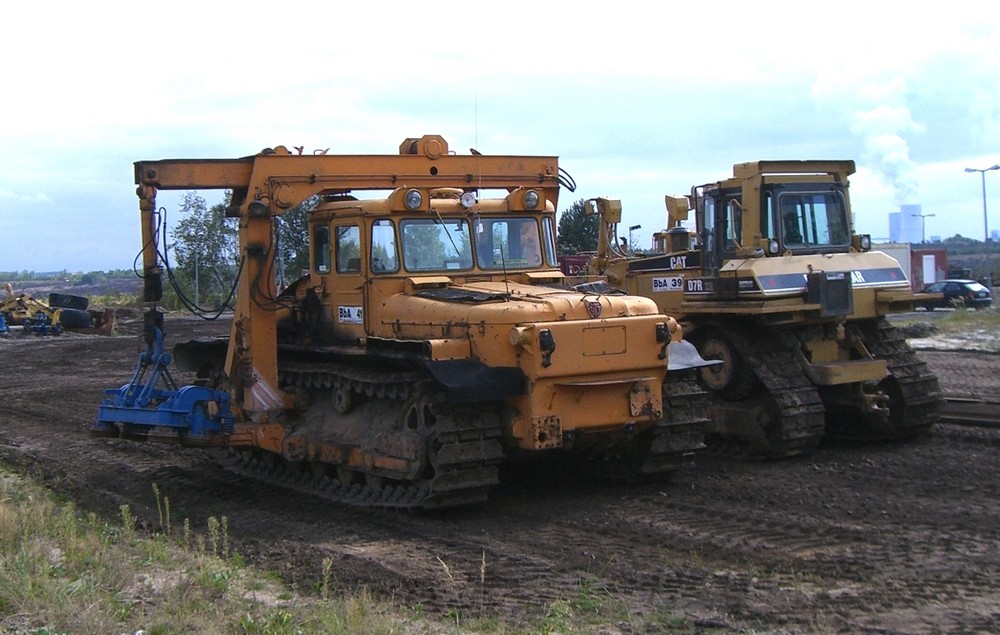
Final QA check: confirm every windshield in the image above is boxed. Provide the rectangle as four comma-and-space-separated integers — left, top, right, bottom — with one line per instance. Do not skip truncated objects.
394, 216, 554, 273
778, 192, 850, 248
474, 217, 549, 269
400, 218, 473, 271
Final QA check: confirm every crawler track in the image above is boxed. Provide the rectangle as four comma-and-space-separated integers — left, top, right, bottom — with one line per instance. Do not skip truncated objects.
640, 371, 710, 475
850, 318, 943, 438
701, 319, 945, 458
221, 407, 503, 510
234, 364, 508, 510
591, 372, 708, 482
743, 333, 827, 456
700, 323, 827, 458
225, 363, 707, 509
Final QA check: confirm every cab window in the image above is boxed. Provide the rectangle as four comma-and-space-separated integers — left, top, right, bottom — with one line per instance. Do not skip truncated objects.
762, 193, 775, 238
400, 218, 473, 272
335, 225, 361, 274
780, 193, 850, 248
725, 199, 742, 249
541, 217, 558, 266
313, 225, 330, 273
370, 219, 399, 273
701, 198, 715, 255
475, 217, 543, 269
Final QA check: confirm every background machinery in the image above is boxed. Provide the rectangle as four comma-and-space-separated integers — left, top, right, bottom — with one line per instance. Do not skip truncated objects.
587, 160, 942, 458
94, 135, 713, 509
0, 286, 115, 335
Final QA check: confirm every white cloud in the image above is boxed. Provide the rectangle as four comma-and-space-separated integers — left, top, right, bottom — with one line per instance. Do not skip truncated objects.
0, 189, 52, 205
1, 2, 998, 268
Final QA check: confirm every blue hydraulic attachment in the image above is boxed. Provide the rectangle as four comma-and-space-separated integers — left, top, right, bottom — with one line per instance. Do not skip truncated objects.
93, 310, 234, 441
25, 311, 62, 336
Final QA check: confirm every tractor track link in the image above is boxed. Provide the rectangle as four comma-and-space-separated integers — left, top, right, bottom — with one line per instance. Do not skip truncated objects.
280, 362, 427, 402
744, 335, 827, 457
701, 322, 826, 459
646, 371, 710, 474
221, 365, 505, 510
851, 319, 943, 439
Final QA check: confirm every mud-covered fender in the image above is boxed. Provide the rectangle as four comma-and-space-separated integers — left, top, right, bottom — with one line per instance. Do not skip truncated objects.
425, 359, 526, 403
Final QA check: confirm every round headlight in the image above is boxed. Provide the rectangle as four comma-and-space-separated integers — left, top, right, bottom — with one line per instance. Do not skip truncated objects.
523, 190, 540, 210
247, 200, 269, 217
860, 235, 871, 250
769, 239, 780, 254
404, 189, 423, 210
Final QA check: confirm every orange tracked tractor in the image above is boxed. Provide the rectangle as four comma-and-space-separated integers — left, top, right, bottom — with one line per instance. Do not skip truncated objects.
587, 160, 942, 458
94, 135, 714, 509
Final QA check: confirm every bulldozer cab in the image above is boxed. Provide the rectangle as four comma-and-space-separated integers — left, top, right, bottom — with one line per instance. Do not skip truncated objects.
310, 197, 557, 277
299, 186, 562, 345
692, 160, 859, 267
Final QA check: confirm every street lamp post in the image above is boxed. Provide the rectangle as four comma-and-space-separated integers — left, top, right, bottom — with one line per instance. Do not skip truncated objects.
628, 224, 641, 252
912, 213, 935, 244
964, 164, 1000, 242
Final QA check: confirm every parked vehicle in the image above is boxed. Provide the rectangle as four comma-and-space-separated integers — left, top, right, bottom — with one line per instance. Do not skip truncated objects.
93, 135, 715, 510
918, 279, 993, 310
583, 160, 943, 458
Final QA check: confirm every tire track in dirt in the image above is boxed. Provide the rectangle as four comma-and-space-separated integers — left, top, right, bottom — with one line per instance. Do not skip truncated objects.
919, 349, 1000, 402
3, 325, 1000, 632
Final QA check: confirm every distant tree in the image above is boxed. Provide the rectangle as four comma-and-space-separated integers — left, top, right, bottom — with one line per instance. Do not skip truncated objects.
168, 192, 317, 305
557, 199, 598, 255
275, 196, 317, 285
170, 192, 239, 307
401, 223, 448, 269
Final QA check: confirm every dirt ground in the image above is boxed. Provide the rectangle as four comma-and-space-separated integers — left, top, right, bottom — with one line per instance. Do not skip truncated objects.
1, 315, 998, 634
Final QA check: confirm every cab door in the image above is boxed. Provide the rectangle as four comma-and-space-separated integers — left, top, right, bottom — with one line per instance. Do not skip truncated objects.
699, 195, 719, 276
328, 219, 366, 342
700, 194, 742, 275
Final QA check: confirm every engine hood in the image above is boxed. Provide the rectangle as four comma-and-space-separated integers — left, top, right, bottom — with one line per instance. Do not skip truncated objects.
367, 277, 679, 374
718, 251, 910, 297
380, 279, 662, 328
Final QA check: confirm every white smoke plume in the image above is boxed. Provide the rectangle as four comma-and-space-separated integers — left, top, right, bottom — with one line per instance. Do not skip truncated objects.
850, 78, 924, 205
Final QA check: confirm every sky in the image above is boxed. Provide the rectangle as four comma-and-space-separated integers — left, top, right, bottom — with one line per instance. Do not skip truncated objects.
1, 1, 999, 273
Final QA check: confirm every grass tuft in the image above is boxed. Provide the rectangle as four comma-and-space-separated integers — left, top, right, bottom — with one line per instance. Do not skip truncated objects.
0, 470, 417, 634
2, 468, 705, 634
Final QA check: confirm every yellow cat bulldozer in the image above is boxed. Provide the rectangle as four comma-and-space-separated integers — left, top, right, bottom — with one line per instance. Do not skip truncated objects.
586, 160, 942, 457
